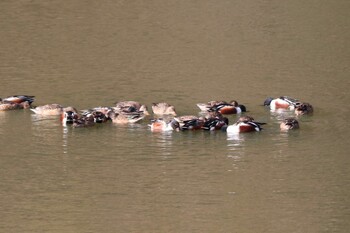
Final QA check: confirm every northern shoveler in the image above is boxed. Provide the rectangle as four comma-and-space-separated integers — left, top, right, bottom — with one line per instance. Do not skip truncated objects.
209, 102, 246, 114
201, 112, 229, 131
1, 95, 35, 105
236, 115, 255, 123
151, 102, 177, 116
295, 103, 313, 115
31, 104, 77, 116
226, 116, 265, 133
30, 104, 64, 115
196, 100, 232, 112
174, 115, 205, 130
82, 107, 113, 116
280, 118, 300, 131
114, 101, 150, 116
149, 118, 180, 132
0, 95, 34, 111
73, 115, 95, 128
264, 96, 301, 110
82, 110, 110, 123
61, 110, 79, 126
0, 102, 27, 111
80, 107, 113, 123
108, 110, 146, 124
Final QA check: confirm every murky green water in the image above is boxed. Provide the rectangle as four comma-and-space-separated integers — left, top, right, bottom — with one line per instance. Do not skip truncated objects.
1, 1, 349, 232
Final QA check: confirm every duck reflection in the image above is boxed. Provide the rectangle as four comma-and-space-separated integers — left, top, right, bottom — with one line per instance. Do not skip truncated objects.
62, 126, 69, 154
31, 113, 70, 155
152, 130, 174, 158
31, 113, 61, 126
269, 108, 295, 120
226, 133, 246, 170
226, 132, 245, 144
0, 112, 7, 134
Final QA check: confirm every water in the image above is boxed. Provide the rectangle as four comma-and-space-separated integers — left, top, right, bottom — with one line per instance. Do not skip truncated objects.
1, 1, 349, 232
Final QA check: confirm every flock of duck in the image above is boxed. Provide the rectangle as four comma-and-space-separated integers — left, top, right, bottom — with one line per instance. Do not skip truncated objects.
0, 95, 313, 133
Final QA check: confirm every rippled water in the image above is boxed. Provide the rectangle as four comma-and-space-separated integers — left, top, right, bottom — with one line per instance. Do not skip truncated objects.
1, 1, 349, 232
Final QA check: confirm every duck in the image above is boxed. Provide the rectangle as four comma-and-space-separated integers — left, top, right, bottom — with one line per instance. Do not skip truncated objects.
196, 100, 229, 112
31, 104, 78, 116
226, 115, 265, 134
209, 102, 246, 114
61, 110, 79, 126
149, 118, 180, 132
295, 103, 313, 115
201, 112, 229, 131
82, 106, 113, 116
114, 101, 150, 116
151, 102, 177, 116
264, 96, 300, 110
280, 118, 300, 131
81, 109, 111, 123
1, 95, 35, 105
236, 115, 255, 123
0, 102, 28, 111
30, 104, 63, 115
72, 115, 95, 128
0, 95, 34, 110
174, 115, 205, 130
108, 110, 146, 124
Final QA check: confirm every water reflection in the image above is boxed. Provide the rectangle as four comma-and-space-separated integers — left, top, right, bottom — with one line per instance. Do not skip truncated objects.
31, 114, 61, 126
226, 132, 246, 171
0, 112, 8, 134
151, 130, 174, 158
30, 114, 65, 155
270, 130, 300, 160
62, 126, 69, 154
269, 109, 296, 121
226, 132, 245, 147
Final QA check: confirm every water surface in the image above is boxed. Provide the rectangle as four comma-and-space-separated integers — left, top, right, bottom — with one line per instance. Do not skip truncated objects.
0, 1, 349, 232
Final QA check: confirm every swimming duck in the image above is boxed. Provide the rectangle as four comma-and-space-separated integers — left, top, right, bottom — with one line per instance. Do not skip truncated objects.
201, 112, 229, 131
31, 104, 78, 116
83, 107, 113, 116
196, 100, 229, 112
295, 103, 313, 115
149, 118, 180, 132
0, 102, 28, 111
1, 95, 35, 105
72, 115, 95, 128
151, 102, 177, 116
108, 110, 146, 124
236, 115, 255, 123
0, 95, 34, 110
81, 109, 111, 123
61, 110, 79, 126
226, 116, 265, 134
174, 115, 205, 130
209, 102, 246, 114
280, 118, 300, 131
30, 104, 63, 115
264, 96, 301, 110
114, 101, 150, 116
